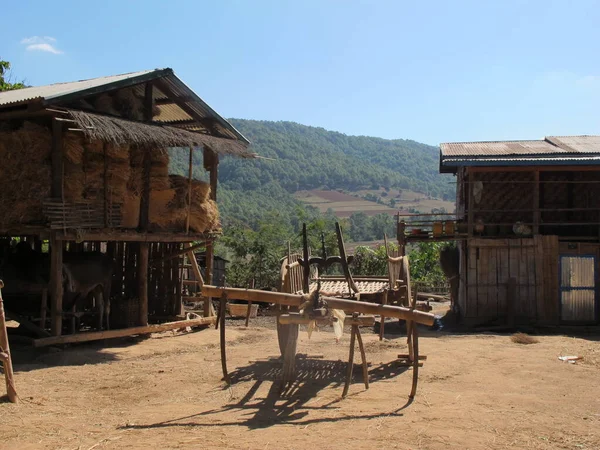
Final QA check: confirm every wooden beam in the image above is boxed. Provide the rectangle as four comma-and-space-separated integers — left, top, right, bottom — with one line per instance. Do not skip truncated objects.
205, 242, 214, 285
53, 230, 220, 242
186, 147, 193, 233
533, 170, 540, 234
153, 79, 223, 136
144, 82, 154, 122
201, 285, 436, 326
467, 170, 474, 238
32, 316, 216, 347
51, 118, 64, 198
469, 166, 600, 173
49, 234, 63, 336
155, 96, 194, 105
152, 242, 205, 265
138, 243, 149, 326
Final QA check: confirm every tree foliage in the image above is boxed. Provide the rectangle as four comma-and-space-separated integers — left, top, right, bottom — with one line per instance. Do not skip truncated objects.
0, 60, 25, 92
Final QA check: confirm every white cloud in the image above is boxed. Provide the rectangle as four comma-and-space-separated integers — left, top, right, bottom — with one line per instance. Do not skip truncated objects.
20, 36, 63, 54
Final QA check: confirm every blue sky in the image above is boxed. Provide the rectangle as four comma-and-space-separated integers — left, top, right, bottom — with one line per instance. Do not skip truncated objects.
2, 0, 599, 146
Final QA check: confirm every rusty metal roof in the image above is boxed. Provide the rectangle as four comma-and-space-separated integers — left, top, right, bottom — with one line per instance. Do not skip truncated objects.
0, 68, 249, 144
440, 140, 565, 157
440, 135, 600, 172
546, 135, 600, 154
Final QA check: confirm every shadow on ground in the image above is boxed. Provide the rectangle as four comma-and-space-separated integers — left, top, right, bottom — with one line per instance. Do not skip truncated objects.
120, 355, 415, 430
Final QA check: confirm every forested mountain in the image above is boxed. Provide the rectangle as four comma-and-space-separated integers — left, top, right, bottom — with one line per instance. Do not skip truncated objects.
222, 120, 450, 199
170, 119, 451, 230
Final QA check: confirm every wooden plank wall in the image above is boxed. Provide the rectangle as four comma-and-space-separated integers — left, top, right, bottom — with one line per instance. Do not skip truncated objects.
465, 236, 560, 324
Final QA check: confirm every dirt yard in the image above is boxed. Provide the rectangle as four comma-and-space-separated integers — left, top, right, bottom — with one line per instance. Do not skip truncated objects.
1, 321, 599, 450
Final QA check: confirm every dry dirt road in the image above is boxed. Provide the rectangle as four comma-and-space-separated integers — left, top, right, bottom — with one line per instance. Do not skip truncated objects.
1, 322, 599, 450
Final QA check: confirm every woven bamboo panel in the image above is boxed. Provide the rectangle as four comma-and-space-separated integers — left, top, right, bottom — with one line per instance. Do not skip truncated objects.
476, 172, 534, 227
43, 199, 122, 230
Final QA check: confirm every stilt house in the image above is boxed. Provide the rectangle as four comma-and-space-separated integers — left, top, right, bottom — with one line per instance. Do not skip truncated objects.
438, 136, 600, 326
0, 68, 254, 339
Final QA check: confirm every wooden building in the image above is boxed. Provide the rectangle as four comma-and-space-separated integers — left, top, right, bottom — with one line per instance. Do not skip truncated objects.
437, 136, 600, 326
0, 68, 254, 339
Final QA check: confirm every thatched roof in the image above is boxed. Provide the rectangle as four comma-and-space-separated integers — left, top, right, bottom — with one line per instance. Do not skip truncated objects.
68, 109, 255, 157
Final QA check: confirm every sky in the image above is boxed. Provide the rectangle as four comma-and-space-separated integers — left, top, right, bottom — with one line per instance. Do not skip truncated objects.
1, 0, 600, 146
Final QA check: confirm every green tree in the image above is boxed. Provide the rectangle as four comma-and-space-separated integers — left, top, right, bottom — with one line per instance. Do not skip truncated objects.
0, 60, 25, 92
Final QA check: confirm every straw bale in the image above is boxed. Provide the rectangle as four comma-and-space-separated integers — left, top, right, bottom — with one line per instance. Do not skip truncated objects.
64, 161, 85, 202
169, 175, 211, 207
189, 199, 220, 233
115, 88, 144, 121
64, 133, 84, 165
0, 121, 52, 226
121, 191, 141, 228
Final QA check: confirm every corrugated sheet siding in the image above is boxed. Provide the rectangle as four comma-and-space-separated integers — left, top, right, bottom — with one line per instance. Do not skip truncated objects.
560, 255, 596, 322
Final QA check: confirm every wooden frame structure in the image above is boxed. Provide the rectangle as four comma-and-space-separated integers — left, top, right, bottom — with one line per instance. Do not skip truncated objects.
434, 136, 600, 326
0, 68, 254, 342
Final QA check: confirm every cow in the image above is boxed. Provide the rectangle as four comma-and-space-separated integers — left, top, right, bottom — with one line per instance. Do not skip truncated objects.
2, 243, 114, 331
62, 251, 114, 331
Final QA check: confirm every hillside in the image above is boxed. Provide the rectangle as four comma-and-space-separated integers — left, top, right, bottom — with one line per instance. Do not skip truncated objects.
170, 119, 453, 230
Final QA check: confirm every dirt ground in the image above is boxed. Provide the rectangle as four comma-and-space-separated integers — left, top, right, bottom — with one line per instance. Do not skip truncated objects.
1, 319, 600, 450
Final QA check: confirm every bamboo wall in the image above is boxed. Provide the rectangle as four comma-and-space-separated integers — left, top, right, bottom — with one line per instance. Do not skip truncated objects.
463, 236, 560, 325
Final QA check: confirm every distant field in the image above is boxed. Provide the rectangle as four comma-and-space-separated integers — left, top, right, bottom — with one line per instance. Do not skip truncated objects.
295, 190, 396, 217
295, 188, 455, 218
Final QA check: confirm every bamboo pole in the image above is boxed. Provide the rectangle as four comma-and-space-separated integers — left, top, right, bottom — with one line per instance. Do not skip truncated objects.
32, 316, 216, 347
201, 285, 435, 326
0, 281, 18, 403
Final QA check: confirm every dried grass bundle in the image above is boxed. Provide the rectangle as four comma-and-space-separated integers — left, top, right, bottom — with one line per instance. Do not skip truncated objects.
0, 122, 52, 226
64, 133, 84, 165
121, 191, 140, 228
510, 333, 539, 345
189, 199, 220, 232
115, 88, 144, 121
169, 175, 211, 206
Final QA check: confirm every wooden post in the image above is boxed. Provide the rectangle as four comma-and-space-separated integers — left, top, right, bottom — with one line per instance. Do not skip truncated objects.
204, 148, 218, 202
342, 323, 357, 398
138, 243, 149, 326
507, 277, 516, 327
50, 234, 63, 336
205, 242, 214, 285
40, 288, 48, 329
103, 142, 109, 227
186, 147, 193, 233
0, 280, 18, 403
533, 170, 540, 235
51, 118, 64, 199
219, 295, 230, 384
467, 169, 474, 238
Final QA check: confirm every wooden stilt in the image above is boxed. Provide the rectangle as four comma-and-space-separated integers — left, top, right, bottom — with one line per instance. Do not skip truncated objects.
219, 295, 230, 384
50, 234, 63, 336
0, 281, 18, 403
40, 288, 48, 330
342, 323, 357, 398
138, 243, 149, 326
355, 325, 369, 389
245, 301, 253, 327
379, 289, 388, 341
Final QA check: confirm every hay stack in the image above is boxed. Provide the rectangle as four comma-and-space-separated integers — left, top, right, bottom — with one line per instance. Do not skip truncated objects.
62, 136, 131, 204
169, 175, 211, 206
0, 122, 52, 226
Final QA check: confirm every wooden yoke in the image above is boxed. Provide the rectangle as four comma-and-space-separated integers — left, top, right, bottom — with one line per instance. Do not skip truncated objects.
201, 285, 435, 326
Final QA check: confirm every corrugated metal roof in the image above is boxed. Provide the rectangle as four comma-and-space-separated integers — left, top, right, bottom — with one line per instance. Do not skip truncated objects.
0, 70, 158, 107
0, 68, 249, 144
440, 140, 566, 157
440, 135, 600, 172
546, 135, 600, 154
